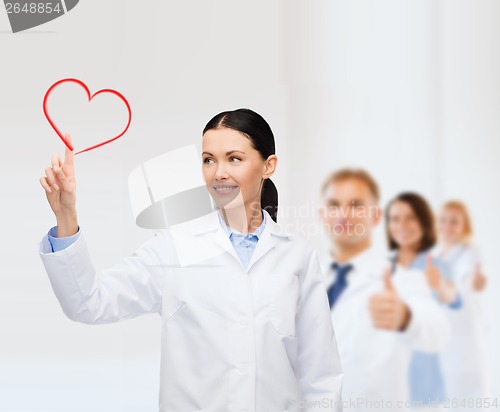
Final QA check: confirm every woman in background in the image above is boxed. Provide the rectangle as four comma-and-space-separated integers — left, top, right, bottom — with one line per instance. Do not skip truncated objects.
434, 201, 489, 410
386, 192, 461, 412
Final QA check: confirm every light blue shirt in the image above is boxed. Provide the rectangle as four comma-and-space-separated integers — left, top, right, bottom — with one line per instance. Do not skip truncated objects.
216, 208, 266, 269
47, 211, 267, 269
407, 250, 460, 404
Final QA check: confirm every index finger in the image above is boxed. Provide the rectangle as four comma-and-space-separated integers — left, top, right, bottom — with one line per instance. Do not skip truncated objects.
63, 132, 74, 169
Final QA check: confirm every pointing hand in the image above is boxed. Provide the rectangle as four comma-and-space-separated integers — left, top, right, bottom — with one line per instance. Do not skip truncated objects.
39, 132, 78, 237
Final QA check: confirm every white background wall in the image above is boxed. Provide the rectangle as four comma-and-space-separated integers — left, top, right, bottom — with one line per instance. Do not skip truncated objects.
1, 1, 498, 410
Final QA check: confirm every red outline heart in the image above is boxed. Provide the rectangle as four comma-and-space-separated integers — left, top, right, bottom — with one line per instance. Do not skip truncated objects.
43, 78, 132, 155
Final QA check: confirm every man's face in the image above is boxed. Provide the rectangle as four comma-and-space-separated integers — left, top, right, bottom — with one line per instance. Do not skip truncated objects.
320, 178, 380, 247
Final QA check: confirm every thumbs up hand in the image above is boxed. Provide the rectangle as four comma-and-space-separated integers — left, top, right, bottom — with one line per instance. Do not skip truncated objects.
369, 267, 411, 331
425, 255, 443, 290
383, 266, 395, 292
425, 254, 460, 304
472, 262, 487, 292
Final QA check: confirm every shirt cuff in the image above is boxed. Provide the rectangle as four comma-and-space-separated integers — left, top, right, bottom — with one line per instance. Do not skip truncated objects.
448, 293, 463, 310
47, 225, 81, 252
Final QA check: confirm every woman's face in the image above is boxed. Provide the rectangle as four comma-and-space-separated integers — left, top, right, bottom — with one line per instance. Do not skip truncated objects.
202, 127, 275, 210
438, 207, 466, 245
388, 200, 424, 250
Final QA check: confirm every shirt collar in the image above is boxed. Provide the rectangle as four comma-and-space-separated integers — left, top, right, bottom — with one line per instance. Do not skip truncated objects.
216, 208, 267, 240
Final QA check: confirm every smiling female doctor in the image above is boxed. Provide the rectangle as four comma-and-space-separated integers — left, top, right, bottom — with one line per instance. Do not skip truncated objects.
38, 109, 343, 412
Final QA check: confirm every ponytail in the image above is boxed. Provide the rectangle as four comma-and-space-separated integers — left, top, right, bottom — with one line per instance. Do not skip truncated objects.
262, 178, 278, 223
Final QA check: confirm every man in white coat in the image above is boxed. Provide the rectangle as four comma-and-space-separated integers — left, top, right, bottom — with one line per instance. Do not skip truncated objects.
318, 169, 450, 412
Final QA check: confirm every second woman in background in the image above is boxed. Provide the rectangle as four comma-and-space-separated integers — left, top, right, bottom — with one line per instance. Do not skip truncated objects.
434, 201, 489, 410
386, 193, 461, 412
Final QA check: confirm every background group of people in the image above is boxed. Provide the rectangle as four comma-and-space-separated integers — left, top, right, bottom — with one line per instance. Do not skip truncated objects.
317, 168, 489, 411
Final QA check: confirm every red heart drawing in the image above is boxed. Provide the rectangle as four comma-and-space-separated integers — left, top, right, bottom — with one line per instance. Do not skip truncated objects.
43, 78, 132, 155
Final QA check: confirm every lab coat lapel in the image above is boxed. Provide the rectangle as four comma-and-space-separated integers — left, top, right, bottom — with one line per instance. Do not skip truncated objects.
212, 210, 278, 273
169, 210, 239, 268
245, 228, 275, 273
212, 224, 244, 268
326, 262, 368, 305
246, 211, 290, 273
341, 271, 372, 300
328, 248, 384, 304
187, 208, 289, 273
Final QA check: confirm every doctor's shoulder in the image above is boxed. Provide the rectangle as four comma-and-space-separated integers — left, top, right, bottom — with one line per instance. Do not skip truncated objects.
128, 227, 179, 270
156, 210, 223, 266
128, 211, 217, 269
459, 242, 481, 266
271, 227, 323, 278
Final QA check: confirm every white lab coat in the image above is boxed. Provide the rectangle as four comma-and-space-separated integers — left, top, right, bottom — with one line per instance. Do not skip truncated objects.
39, 209, 343, 412
432, 244, 490, 406
322, 248, 451, 412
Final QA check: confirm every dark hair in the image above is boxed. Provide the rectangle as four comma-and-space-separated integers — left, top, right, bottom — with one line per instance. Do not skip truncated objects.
386, 192, 436, 252
202, 108, 278, 222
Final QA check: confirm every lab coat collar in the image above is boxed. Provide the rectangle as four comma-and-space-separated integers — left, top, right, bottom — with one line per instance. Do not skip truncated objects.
175, 208, 292, 272
189, 208, 291, 237
216, 208, 267, 240
432, 243, 468, 262
325, 246, 388, 304
216, 208, 292, 273
328, 246, 384, 281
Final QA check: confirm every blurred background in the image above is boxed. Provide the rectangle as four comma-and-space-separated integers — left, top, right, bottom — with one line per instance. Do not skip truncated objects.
0, 0, 498, 410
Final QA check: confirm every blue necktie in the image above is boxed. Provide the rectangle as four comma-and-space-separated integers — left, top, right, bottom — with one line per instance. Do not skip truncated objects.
327, 262, 353, 308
